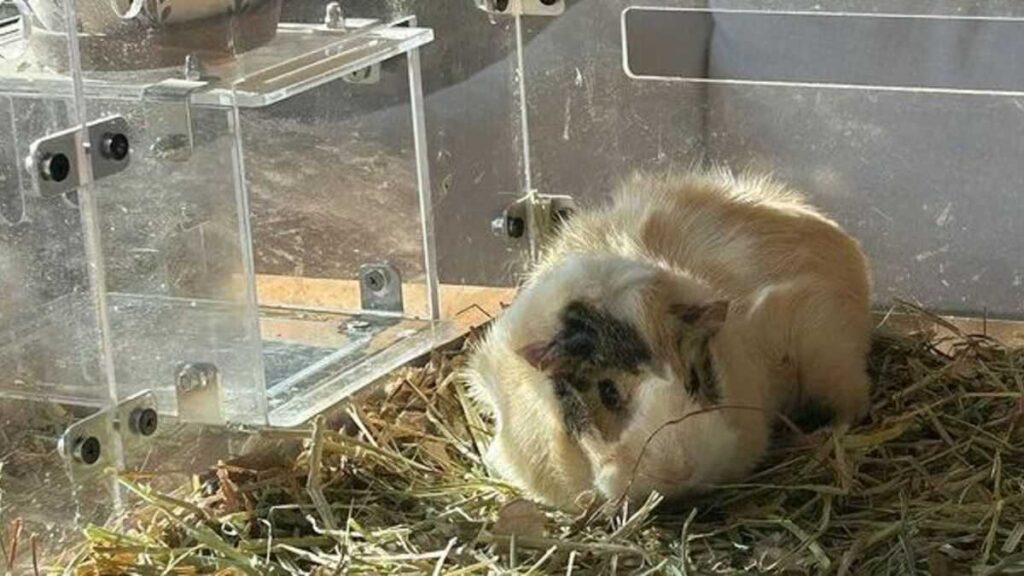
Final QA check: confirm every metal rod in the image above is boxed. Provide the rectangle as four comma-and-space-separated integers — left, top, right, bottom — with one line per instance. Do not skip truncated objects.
513, 13, 538, 261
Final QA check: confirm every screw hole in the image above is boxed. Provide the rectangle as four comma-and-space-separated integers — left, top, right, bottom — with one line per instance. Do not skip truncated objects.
494, 0, 509, 12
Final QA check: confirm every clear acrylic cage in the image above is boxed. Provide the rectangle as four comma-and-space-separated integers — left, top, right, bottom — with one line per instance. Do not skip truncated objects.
2, 0, 1023, 567
0, 0, 470, 562
0, 0, 459, 428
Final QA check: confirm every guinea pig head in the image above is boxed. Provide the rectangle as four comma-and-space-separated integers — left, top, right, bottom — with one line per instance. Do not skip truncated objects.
509, 254, 730, 442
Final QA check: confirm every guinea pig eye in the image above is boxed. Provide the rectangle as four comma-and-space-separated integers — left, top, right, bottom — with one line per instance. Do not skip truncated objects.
597, 379, 622, 410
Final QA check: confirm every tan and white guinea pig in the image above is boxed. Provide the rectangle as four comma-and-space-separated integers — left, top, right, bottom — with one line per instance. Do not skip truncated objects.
465, 168, 873, 510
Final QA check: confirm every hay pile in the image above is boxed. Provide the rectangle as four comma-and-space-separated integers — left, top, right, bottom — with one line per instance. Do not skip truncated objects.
58, 304, 1024, 575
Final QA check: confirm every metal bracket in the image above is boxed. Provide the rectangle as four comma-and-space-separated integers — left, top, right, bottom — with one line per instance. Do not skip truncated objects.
474, 0, 564, 16
343, 63, 382, 85
57, 390, 159, 482
142, 78, 208, 162
175, 361, 224, 425
491, 192, 576, 246
25, 115, 132, 199
359, 262, 404, 313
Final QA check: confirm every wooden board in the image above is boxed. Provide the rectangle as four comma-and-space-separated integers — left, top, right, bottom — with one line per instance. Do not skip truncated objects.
255, 274, 515, 331
257, 274, 1024, 348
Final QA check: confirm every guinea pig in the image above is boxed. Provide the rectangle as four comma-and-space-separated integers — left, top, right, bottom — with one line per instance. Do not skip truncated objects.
533, 168, 873, 425
465, 168, 872, 509
466, 253, 774, 509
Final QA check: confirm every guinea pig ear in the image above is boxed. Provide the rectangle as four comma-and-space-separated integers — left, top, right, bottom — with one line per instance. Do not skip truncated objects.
517, 341, 557, 370
671, 300, 729, 332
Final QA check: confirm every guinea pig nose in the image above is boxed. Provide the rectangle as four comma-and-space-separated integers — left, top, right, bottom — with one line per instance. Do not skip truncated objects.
598, 379, 622, 410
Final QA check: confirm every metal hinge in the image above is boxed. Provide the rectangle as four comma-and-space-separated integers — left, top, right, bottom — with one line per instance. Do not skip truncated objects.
491, 192, 576, 246
25, 115, 132, 199
176, 361, 225, 425
359, 262, 405, 314
143, 76, 208, 162
57, 390, 160, 482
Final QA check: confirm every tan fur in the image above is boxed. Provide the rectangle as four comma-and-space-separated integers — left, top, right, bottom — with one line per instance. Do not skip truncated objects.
465, 169, 872, 510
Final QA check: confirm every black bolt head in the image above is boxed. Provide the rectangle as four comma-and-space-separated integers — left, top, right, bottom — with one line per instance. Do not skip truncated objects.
507, 216, 525, 238
494, 0, 509, 11
131, 407, 159, 437
77, 436, 102, 465
101, 133, 130, 161
41, 153, 71, 182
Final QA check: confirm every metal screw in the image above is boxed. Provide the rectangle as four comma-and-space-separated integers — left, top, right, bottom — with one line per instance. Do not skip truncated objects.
100, 133, 129, 161
40, 153, 71, 182
364, 269, 387, 293
493, 0, 510, 11
506, 216, 525, 238
73, 436, 102, 465
491, 214, 525, 239
324, 2, 345, 30
539, 0, 558, 5
183, 54, 202, 81
130, 407, 159, 437
177, 362, 219, 393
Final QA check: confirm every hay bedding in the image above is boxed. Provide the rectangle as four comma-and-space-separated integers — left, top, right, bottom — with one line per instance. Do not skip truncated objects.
46, 303, 1024, 575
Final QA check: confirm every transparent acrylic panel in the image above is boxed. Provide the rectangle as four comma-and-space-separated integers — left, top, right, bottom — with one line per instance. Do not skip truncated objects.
624, 7, 1024, 93
522, 1, 707, 203
0, 96, 105, 406
238, 13, 452, 425
14, 0, 470, 428
70, 0, 269, 425
275, 1, 527, 289
523, 0, 1024, 318
1, 0, 124, 568
84, 101, 268, 426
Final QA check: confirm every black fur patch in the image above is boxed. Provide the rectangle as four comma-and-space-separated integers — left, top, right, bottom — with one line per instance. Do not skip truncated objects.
552, 301, 652, 372
553, 376, 591, 437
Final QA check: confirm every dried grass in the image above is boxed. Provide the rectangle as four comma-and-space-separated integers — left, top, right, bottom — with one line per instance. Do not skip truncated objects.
58, 302, 1024, 575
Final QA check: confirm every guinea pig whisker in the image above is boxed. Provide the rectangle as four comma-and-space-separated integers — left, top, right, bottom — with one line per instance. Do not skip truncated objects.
614, 404, 778, 511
